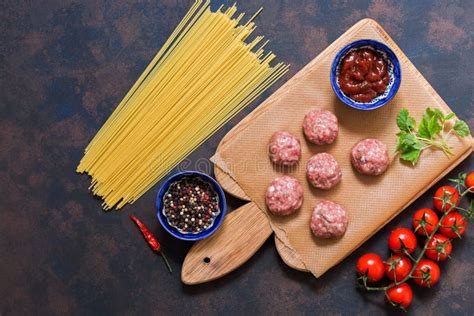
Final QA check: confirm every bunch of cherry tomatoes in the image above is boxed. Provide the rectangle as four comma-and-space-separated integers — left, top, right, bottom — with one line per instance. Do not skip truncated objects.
356, 172, 474, 310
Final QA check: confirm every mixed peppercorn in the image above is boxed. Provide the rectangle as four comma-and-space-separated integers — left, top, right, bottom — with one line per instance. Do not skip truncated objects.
163, 177, 220, 234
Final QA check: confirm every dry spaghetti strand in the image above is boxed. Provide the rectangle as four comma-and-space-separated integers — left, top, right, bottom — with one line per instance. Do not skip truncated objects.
77, 1, 289, 210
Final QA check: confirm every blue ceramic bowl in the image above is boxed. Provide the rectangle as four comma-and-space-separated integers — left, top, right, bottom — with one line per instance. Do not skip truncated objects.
330, 39, 401, 111
156, 171, 227, 241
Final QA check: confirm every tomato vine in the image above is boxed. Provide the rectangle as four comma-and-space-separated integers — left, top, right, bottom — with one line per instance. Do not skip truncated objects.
357, 173, 474, 310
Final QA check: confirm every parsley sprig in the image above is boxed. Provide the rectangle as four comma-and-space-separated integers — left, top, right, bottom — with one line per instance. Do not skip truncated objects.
395, 108, 471, 165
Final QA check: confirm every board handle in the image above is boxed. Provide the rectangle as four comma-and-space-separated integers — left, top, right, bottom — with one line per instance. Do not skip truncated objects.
181, 202, 272, 284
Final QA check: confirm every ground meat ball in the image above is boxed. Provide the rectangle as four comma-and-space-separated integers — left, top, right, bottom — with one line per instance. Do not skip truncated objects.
306, 153, 342, 190
303, 109, 339, 145
310, 200, 348, 238
351, 138, 390, 176
265, 176, 304, 216
268, 131, 301, 166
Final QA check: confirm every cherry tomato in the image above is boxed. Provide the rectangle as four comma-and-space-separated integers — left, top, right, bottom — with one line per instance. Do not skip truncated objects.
388, 228, 417, 254
466, 172, 474, 192
425, 234, 452, 261
439, 211, 467, 238
412, 259, 441, 287
384, 254, 412, 281
386, 283, 413, 310
433, 185, 460, 212
356, 253, 385, 282
412, 208, 439, 236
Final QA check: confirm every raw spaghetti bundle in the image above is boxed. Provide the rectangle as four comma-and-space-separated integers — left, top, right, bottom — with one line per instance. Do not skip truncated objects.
77, 0, 289, 210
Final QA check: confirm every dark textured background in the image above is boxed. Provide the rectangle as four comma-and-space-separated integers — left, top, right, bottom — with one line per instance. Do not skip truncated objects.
1, 0, 473, 315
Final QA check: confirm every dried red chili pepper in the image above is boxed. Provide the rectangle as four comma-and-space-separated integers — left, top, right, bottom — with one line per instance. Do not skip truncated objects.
130, 214, 172, 273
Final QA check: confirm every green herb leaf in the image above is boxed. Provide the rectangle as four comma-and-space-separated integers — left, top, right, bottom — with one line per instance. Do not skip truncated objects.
397, 133, 423, 150
396, 133, 423, 165
418, 109, 443, 139
418, 116, 432, 139
397, 108, 416, 132
444, 113, 455, 121
400, 147, 422, 165
453, 120, 471, 137
395, 108, 463, 166
426, 108, 444, 121
428, 115, 443, 136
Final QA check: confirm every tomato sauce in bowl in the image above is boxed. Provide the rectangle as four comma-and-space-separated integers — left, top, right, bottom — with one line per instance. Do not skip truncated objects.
330, 39, 401, 111
338, 48, 390, 103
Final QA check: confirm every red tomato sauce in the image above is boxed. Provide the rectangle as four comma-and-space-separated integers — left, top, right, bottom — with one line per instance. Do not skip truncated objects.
338, 48, 390, 103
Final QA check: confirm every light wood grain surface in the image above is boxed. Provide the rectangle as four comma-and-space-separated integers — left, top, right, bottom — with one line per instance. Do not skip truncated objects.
181, 202, 272, 284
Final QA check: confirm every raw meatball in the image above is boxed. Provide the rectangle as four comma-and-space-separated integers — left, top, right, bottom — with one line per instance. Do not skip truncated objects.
303, 109, 339, 145
351, 138, 389, 176
310, 200, 348, 238
306, 153, 342, 190
265, 176, 304, 216
268, 131, 301, 166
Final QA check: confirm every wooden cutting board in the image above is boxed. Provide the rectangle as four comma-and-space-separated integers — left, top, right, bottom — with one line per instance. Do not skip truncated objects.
214, 165, 309, 271
181, 18, 472, 284
181, 159, 306, 285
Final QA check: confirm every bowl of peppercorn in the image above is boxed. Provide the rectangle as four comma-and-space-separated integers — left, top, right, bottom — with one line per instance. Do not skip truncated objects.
156, 171, 227, 241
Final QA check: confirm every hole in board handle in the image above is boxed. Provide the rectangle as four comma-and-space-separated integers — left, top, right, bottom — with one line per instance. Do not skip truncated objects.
203, 257, 211, 264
